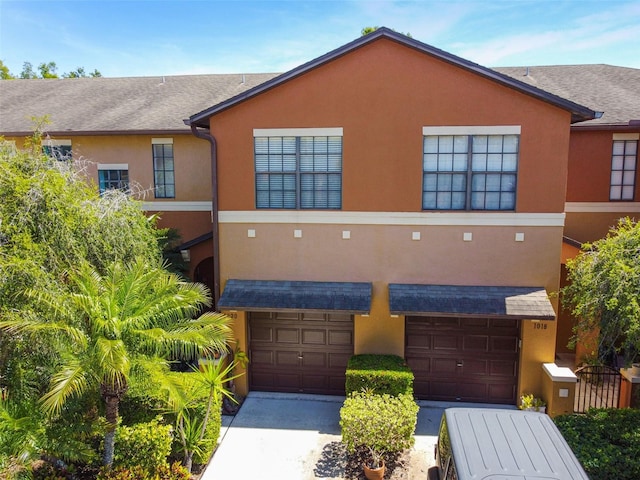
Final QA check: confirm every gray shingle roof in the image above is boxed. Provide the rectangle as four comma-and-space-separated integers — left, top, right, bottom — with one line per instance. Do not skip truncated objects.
494, 65, 640, 126
188, 28, 596, 126
218, 279, 372, 313
389, 284, 556, 320
0, 73, 279, 134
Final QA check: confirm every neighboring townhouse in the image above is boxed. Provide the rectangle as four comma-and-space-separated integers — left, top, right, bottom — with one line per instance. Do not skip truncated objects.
496, 65, 640, 358
3, 28, 637, 405
185, 28, 596, 403
0, 73, 278, 292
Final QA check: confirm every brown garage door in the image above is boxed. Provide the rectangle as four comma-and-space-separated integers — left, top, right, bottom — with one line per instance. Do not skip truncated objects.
406, 316, 520, 404
249, 311, 353, 395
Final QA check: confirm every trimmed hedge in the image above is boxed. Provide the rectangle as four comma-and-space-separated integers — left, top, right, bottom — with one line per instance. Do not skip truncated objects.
340, 391, 418, 455
345, 354, 413, 396
113, 417, 172, 474
554, 408, 640, 480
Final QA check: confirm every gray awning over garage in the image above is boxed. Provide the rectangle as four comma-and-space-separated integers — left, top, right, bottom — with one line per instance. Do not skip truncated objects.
218, 279, 372, 314
389, 284, 556, 320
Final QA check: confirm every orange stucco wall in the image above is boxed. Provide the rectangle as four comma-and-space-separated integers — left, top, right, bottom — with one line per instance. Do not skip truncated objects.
567, 129, 640, 202
211, 38, 571, 214
206, 37, 572, 400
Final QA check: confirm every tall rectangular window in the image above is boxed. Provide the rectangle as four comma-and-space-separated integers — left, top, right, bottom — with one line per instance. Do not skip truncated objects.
423, 129, 519, 211
610, 139, 637, 201
254, 129, 342, 209
153, 139, 175, 198
98, 164, 129, 193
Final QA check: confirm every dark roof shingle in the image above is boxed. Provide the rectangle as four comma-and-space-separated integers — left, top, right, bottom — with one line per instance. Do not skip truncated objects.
218, 279, 372, 313
494, 64, 640, 126
389, 284, 556, 320
0, 73, 279, 134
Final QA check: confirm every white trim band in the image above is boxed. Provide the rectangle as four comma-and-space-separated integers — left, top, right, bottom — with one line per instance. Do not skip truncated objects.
565, 202, 640, 213
253, 127, 343, 137
219, 211, 565, 227
422, 125, 521, 135
143, 201, 212, 212
152, 138, 174, 144
613, 133, 639, 141
43, 139, 72, 146
98, 163, 128, 170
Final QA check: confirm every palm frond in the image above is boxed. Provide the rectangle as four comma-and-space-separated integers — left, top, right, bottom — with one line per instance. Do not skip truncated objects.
40, 362, 89, 416
94, 337, 130, 383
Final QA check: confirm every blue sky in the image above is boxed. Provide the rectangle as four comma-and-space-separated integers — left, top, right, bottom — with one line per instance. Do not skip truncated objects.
1, 0, 639, 78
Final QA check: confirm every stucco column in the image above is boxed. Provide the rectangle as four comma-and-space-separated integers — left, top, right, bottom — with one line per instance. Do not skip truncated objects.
541, 363, 577, 417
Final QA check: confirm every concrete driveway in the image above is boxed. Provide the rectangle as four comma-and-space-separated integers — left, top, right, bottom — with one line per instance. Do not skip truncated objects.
200, 391, 444, 480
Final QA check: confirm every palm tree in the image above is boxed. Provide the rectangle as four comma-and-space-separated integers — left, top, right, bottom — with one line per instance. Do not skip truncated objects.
0, 259, 232, 467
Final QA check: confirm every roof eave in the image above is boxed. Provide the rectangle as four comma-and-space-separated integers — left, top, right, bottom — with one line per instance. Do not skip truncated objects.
188, 27, 598, 127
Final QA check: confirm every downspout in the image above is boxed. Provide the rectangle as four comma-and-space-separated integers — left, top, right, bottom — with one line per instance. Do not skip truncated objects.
189, 123, 221, 309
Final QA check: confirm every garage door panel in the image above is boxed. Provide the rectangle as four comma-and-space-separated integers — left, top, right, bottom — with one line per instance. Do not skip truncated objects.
302, 329, 326, 345
433, 335, 459, 351
328, 330, 352, 346
488, 383, 516, 403
328, 352, 351, 369
251, 349, 274, 366
463, 335, 489, 352
463, 359, 488, 375
302, 352, 326, 368
251, 326, 274, 343
249, 311, 353, 395
407, 316, 519, 404
276, 350, 300, 366
492, 336, 518, 353
432, 357, 459, 374
491, 360, 518, 377
275, 328, 299, 344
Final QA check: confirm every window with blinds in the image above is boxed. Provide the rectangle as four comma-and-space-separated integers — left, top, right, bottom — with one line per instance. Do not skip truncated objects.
423, 134, 519, 210
153, 141, 175, 198
254, 135, 342, 209
610, 139, 637, 201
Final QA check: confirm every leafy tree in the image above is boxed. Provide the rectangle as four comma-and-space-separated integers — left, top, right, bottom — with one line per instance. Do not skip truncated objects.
38, 61, 58, 78
3, 61, 101, 79
0, 60, 14, 79
19, 61, 37, 78
562, 218, 640, 365
361, 26, 412, 37
165, 360, 242, 472
0, 260, 233, 467
64, 67, 102, 78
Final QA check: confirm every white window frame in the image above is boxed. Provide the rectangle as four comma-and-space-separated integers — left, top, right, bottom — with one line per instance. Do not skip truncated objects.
610, 133, 638, 201
422, 126, 521, 211
253, 127, 343, 210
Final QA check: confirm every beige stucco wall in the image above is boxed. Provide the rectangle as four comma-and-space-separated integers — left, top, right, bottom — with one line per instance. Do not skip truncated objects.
219, 221, 561, 398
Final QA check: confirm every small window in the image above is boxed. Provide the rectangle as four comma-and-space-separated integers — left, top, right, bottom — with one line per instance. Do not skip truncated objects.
42, 140, 72, 161
254, 133, 342, 209
423, 133, 518, 211
153, 140, 175, 198
610, 139, 637, 201
98, 168, 129, 193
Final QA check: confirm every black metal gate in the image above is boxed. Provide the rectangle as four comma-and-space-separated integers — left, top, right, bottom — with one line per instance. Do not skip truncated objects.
574, 365, 621, 413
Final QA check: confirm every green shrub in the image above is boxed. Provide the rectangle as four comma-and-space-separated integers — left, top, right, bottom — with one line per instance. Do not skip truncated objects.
345, 354, 413, 396
340, 391, 418, 456
96, 462, 189, 480
113, 417, 172, 474
554, 408, 640, 480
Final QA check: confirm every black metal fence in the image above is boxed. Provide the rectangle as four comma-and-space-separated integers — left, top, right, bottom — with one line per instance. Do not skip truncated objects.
574, 365, 621, 413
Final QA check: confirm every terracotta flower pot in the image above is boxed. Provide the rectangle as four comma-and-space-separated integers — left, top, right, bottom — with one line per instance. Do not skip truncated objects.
364, 459, 385, 480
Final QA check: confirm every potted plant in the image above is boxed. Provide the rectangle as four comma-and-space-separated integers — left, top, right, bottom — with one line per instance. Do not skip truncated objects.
363, 446, 385, 480
519, 393, 546, 413
340, 391, 419, 480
